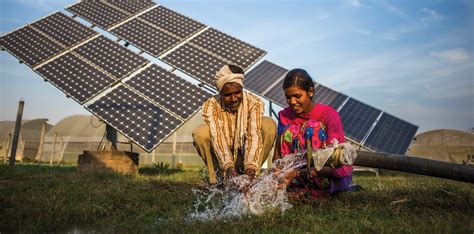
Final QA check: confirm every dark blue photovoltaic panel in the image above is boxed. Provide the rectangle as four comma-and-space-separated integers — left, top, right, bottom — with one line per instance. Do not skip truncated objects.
125, 64, 212, 119
30, 12, 98, 48
139, 5, 206, 39
161, 43, 226, 87
86, 85, 183, 152
111, 18, 180, 57
363, 113, 418, 155
36, 52, 116, 104
338, 98, 381, 143
73, 36, 148, 80
0, 26, 64, 67
245, 60, 287, 95
190, 28, 266, 70
66, 1, 129, 29
314, 84, 348, 110
264, 79, 286, 106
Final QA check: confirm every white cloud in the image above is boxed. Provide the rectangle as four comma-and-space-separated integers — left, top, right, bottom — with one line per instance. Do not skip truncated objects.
430, 48, 471, 62
420, 8, 442, 21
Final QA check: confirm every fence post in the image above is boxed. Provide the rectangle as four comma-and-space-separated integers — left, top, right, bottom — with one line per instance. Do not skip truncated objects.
152, 149, 156, 164
57, 137, 64, 164
36, 120, 47, 164
4, 134, 12, 163
50, 132, 57, 166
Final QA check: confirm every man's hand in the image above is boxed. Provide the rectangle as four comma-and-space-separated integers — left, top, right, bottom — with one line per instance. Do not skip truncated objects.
245, 169, 256, 182
226, 167, 238, 179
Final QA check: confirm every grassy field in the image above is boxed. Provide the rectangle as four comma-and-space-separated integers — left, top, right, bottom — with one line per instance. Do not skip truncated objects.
0, 163, 472, 233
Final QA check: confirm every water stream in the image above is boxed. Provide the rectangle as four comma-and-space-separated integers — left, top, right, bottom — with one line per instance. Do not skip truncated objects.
187, 153, 306, 220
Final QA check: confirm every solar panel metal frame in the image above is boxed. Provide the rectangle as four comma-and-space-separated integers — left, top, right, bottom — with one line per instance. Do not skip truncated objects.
85, 84, 184, 152
245, 60, 288, 95
66, 1, 131, 30
73, 35, 149, 80
161, 43, 227, 87
138, 5, 206, 39
338, 98, 382, 144
30, 11, 99, 49
110, 18, 181, 57
34, 51, 118, 104
0, 25, 65, 68
124, 64, 213, 120
189, 27, 267, 71
363, 112, 419, 154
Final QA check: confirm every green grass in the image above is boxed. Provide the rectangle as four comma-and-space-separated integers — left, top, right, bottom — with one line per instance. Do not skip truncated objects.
0, 163, 472, 233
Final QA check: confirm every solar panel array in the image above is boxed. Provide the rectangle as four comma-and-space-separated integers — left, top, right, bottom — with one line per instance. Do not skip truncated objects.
244, 60, 418, 154
1, 3, 225, 152
1, 2, 418, 154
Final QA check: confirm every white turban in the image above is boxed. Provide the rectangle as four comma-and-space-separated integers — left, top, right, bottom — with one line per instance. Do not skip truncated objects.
215, 65, 244, 92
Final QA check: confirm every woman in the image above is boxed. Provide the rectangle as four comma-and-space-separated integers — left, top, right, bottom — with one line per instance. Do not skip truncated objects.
273, 68, 356, 198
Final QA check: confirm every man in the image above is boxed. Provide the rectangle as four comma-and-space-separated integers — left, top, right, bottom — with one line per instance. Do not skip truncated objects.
193, 64, 277, 184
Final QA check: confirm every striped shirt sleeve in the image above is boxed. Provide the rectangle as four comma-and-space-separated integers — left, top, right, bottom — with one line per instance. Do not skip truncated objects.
244, 94, 264, 171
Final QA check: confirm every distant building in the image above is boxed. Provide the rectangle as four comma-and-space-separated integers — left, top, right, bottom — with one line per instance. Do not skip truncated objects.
408, 129, 474, 164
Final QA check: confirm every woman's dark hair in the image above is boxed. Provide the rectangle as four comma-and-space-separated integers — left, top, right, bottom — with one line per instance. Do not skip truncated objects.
228, 64, 244, 74
283, 68, 315, 94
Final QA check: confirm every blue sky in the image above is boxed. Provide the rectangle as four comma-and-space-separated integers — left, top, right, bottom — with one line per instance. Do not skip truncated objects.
0, 0, 473, 134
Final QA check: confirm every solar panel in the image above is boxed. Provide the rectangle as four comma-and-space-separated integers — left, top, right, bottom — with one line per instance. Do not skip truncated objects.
0, 26, 64, 67
314, 84, 348, 110
66, 1, 129, 29
363, 113, 418, 154
190, 28, 266, 70
245, 60, 287, 95
161, 43, 226, 87
264, 79, 287, 106
338, 98, 381, 143
30, 12, 98, 48
111, 18, 180, 57
107, 0, 156, 14
125, 64, 213, 119
139, 5, 206, 39
86, 85, 183, 152
35, 52, 116, 104
73, 36, 148, 80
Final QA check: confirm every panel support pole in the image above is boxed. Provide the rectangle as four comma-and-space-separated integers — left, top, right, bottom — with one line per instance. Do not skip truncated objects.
9, 100, 24, 166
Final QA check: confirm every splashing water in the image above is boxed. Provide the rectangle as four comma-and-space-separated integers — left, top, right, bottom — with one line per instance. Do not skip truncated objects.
187, 153, 307, 220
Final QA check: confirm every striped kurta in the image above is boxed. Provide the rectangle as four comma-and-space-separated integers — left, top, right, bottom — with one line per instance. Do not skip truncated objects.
202, 91, 264, 172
